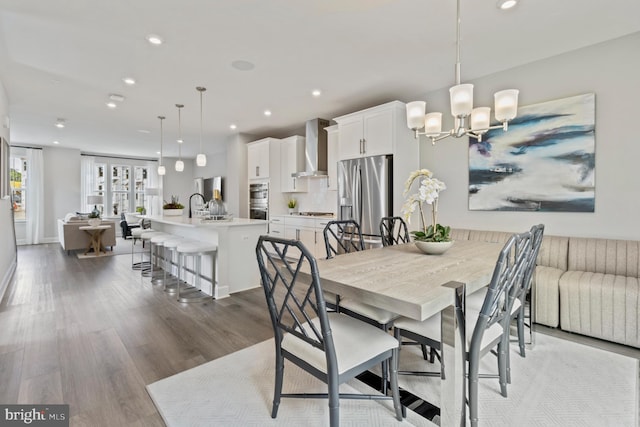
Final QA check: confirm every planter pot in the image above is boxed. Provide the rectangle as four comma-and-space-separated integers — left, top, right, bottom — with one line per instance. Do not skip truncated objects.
415, 240, 453, 255
288, 208, 298, 215
163, 209, 184, 216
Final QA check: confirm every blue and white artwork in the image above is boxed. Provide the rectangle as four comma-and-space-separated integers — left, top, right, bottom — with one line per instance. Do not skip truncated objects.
468, 93, 595, 212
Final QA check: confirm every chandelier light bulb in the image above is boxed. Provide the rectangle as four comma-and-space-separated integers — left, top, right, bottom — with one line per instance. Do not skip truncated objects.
175, 160, 184, 172
196, 154, 207, 167
158, 165, 166, 176
494, 89, 519, 122
424, 113, 443, 137
471, 107, 491, 132
449, 84, 474, 117
406, 101, 426, 130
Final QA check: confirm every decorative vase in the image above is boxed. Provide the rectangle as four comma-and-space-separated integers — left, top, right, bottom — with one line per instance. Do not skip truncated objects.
87, 218, 102, 227
415, 240, 453, 255
163, 208, 184, 216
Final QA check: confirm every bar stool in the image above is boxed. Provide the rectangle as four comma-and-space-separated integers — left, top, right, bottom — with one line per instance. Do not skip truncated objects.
161, 237, 188, 294
141, 232, 169, 278
131, 227, 154, 270
176, 242, 218, 303
150, 234, 177, 286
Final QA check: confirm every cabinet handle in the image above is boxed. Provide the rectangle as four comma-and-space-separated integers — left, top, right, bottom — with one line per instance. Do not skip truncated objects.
362, 138, 366, 154
272, 230, 280, 234
296, 229, 300, 240
256, 166, 259, 177
293, 177, 296, 190
359, 139, 363, 154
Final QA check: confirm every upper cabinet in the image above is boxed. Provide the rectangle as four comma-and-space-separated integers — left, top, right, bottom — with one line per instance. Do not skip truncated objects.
247, 138, 279, 180
325, 125, 339, 191
280, 136, 307, 193
334, 101, 409, 161
333, 101, 419, 216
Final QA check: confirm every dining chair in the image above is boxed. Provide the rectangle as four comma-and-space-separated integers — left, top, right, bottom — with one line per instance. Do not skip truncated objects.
322, 219, 400, 392
393, 231, 532, 427
379, 216, 410, 246
255, 235, 403, 426
465, 224, 544, 359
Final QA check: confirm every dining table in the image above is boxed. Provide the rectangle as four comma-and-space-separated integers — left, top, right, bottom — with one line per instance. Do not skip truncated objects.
312, 239, 505, 427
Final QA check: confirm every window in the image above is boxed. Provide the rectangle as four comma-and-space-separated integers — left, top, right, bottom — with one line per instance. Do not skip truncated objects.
10, 154, 27, 221
83, 157, 153, 216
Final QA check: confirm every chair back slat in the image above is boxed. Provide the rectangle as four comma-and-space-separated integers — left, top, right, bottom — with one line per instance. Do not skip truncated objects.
379, 216, 410, 246
323, 220, 365, 258
256, 235, 332, 351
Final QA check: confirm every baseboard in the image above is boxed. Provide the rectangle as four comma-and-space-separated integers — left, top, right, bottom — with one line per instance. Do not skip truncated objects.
0, 253, 17, 302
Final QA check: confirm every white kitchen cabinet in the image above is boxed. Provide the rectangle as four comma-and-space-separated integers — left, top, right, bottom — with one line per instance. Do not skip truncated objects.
325, 125, 339, 191
280, 135, 307, 193
334, 101, 407, 161
247, 138, 276, 180
333, 100, 419, 217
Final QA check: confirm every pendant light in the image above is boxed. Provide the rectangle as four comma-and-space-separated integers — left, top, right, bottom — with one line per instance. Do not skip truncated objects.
175, 104, 185, 172
157, 115, 166, 176
196, 86, 207, 167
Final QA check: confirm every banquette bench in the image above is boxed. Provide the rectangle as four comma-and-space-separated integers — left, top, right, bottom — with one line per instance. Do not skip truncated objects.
451, 228, 640, 349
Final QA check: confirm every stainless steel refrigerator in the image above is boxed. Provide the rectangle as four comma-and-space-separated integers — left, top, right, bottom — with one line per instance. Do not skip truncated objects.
337, 155, 393, 247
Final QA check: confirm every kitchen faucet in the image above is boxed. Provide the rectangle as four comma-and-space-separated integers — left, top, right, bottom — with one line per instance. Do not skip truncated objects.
189, 192, 206, 218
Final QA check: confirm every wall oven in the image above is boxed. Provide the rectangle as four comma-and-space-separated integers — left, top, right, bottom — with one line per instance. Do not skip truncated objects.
249, 182, 269, 220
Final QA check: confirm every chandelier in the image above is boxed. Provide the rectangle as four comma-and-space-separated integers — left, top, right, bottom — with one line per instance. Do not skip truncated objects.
406, 0, 519, 144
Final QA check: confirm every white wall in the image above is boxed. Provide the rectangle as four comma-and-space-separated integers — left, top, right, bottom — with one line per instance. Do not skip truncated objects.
420, 32, 640, 240
0, 79, 17, 300
162, 156, 196, 216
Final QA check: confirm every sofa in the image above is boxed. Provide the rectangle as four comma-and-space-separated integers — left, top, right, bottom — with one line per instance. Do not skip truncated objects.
58, 214, 117, 254
451, 228, 640, 349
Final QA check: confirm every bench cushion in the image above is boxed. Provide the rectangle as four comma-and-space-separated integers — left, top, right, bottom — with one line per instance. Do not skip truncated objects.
559, 271, 640, 348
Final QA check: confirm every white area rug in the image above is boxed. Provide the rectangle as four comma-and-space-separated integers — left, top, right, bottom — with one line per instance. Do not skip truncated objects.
147, 333, 638, 427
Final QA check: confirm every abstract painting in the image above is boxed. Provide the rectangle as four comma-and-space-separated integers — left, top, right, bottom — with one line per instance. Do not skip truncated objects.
468, 93, 595, 212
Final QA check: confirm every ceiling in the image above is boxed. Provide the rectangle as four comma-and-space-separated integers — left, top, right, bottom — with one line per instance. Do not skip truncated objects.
1, 0, 639, 160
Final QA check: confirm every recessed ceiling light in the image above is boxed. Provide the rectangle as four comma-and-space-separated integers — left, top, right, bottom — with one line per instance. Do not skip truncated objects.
52, 140, 60, 145
138, 129, 151, 134
55, 119, 65, 128
231, 60, 255, 71
230, 124, 237, 130
177, 139, 183, 144
264, 110, 272, 117
106, 102, 117, 109
312, 89, 322, 97
109, 93, 125, 102
122, 77, 136, 85
156, 151, 161, 155
497, 0, 517, 10
146, 34, 163, 45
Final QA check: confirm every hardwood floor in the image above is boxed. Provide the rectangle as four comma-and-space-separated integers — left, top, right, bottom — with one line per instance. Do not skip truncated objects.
0, 243, 274, 426
2, 243, 638, 427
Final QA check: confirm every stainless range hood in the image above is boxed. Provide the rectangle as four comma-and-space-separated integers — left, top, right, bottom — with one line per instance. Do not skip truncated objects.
292, 118, 331, 178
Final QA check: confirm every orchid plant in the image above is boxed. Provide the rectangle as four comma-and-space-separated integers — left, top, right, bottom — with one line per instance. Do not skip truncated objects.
401, 169, 451, 242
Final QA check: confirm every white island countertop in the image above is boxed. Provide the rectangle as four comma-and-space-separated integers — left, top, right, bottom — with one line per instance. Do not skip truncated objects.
145, 215, 268, 299
144, 215, 268, 228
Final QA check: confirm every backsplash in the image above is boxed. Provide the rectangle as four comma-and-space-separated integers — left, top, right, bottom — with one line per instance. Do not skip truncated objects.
285, 178, 337, 214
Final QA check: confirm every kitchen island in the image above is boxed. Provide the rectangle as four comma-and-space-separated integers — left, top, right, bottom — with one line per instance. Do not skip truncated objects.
145, 216, 268, 298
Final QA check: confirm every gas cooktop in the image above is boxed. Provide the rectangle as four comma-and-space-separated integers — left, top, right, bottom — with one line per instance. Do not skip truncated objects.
296, 212, 335, 217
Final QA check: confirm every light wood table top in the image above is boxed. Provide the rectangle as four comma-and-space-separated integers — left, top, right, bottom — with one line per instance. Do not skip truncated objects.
314, 240, 504, 321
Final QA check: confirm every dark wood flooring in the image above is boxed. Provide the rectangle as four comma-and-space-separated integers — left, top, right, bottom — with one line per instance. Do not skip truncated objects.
0, 243, 273, 426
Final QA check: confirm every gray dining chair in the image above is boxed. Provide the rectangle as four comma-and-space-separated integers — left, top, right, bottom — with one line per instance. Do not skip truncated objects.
322, 219, 399, 392
255, 235, 403, 426
379, 216, 410, 246
393, 231, 532, 427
